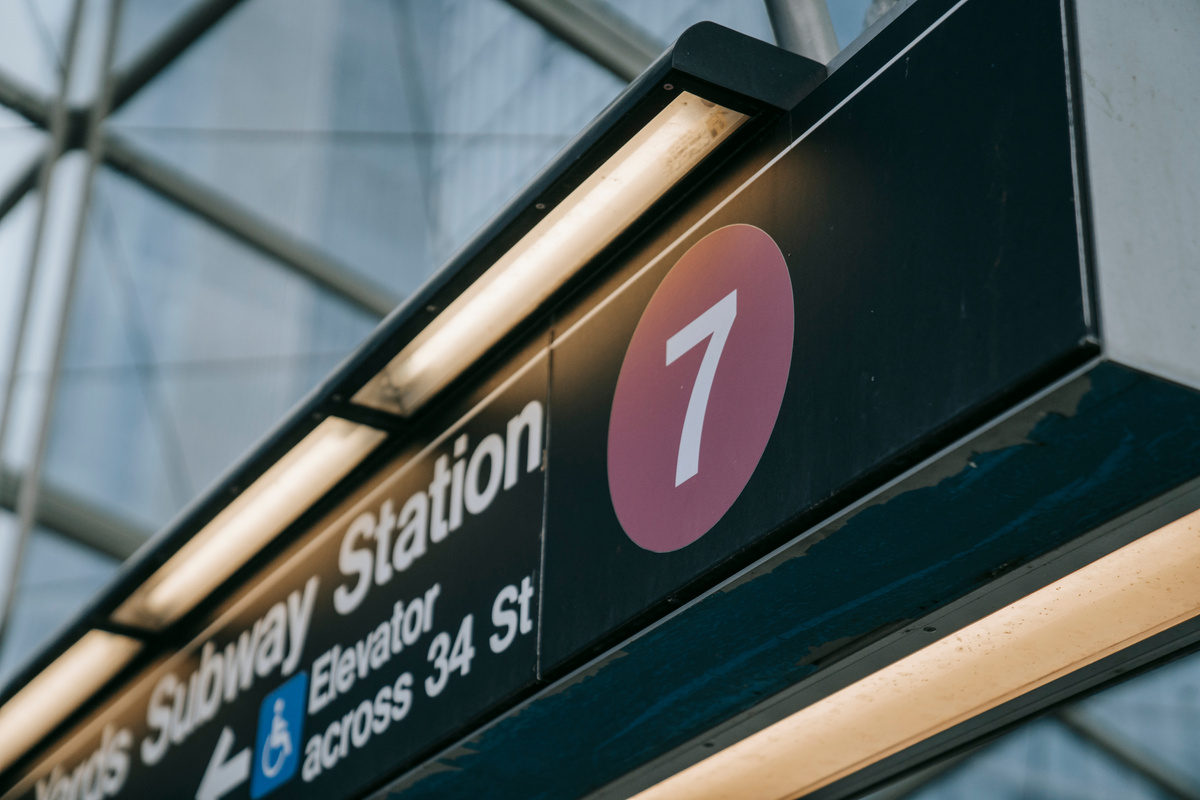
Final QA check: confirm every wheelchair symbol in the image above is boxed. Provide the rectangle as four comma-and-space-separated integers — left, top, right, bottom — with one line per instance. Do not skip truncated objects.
251, 672, 306, 797
261, 699, 294, 779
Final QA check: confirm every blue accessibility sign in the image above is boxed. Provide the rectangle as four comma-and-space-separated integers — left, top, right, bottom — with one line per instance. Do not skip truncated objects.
251, 672, 307, 798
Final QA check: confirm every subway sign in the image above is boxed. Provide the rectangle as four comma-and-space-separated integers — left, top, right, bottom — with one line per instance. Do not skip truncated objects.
0, 0, 1098, 797
10, 356, 549, 800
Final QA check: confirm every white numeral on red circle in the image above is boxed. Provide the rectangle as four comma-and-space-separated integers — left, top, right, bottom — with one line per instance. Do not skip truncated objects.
666, 290, 737, 487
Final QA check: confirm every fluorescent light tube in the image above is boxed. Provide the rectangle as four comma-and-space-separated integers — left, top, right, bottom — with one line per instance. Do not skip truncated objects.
355, 92, 748, 415
633, 507, 1200, 800
112, 418, 386, 630
0, 631, 141, 775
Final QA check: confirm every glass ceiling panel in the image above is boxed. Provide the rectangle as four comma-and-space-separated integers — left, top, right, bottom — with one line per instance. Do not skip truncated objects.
0, 103, 32, 129
0, 522, 117, 686
877, 719, 1178, 800
0, 0, 68, 98
858, 646, 1200, 800
0, 191, 37, 457
827, 0, 878, 48
0, 109, 45, 194
68, 168, 373, 368
607, 0, 773, 46
1076, 649, 1200, 790
115, 0, 200, 71
607, 0, 878, 57
42, 167, 374, 531
108, 0, 624, 298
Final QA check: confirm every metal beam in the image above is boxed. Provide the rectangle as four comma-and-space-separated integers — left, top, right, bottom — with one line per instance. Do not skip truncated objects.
855, 751, 974, 800
0, 468, 150, 562
0, 156, 41, 225
504, 0, 663, 82
0, 68, 51, 128
102, 132, 401, 318
0, 0, 92, 651
0, 0, 248, 221
765, 0, 840, 64
0, 0, 251, 147
109, 0, 250, 114
1058, 709, 1200, 800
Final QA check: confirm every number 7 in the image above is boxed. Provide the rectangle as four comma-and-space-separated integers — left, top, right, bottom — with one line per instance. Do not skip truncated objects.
666, 290, 737, 487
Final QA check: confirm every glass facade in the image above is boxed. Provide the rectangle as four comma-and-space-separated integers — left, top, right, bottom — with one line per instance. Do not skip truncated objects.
862, 649, 1200, 800
4, 1, 1193, 798
0, 0, 819, 695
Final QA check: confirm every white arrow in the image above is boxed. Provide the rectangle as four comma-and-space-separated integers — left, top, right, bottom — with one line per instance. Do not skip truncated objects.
196, 727, 251, 800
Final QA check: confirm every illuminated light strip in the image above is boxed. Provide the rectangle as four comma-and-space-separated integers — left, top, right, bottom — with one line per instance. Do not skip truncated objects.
0, 632, 141, 775
354, 92, 748, 415
112, 418, 386, 630
632, 507, 1200, 800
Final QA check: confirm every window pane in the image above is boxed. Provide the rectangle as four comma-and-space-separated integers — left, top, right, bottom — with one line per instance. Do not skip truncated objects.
0, 189, 39, 474
860, 650, 1200, 800
115, 0, 202, 70
43, 167, 375, 531
873, 719, 1177, 800
0, 0, 69, 97
0, 107, 45, 194
108, 0, 624, 297
0, 521, 118, 685
1075, 650, 1200, 789
829, 0, 878, 48
0, 190, 37, 386
607, 0, 773, 44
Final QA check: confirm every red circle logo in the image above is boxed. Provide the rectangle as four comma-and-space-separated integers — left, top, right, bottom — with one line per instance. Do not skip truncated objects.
607, 224, 794, 552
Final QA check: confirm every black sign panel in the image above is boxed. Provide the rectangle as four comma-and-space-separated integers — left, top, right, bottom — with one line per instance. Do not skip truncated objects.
4, 347, 548, 800
2, 0, 1095, 796
540, 0, 1087, 670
